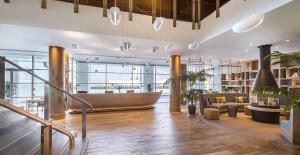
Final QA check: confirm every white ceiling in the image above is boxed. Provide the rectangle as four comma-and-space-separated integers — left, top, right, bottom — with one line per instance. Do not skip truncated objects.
0, 0, 298, 64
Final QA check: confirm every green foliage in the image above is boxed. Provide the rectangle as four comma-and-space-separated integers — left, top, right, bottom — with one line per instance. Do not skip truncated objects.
268, 51, 300, 67
163, 70, 210, 88
181, 89, 201, 106
252, 86, 300, 110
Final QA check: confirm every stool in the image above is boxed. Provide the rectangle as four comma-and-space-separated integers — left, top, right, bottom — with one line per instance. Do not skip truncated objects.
244, 106, 251, 115
204, 108, 220, 120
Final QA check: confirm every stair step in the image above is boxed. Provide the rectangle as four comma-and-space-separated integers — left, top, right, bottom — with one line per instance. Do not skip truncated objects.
0, 126, 41, 155
0, 118, 40, 149
0, 110, 25, 128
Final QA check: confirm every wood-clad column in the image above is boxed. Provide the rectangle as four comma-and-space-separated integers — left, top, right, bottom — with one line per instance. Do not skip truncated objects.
170, 55, 181, 113
0, 57, 5, 99
49, 46, 68, 120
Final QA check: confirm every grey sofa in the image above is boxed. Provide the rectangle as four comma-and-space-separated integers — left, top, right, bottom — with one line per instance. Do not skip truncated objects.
200, 93, 250, 113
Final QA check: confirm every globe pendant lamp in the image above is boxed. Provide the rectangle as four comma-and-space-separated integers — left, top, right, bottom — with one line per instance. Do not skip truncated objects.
109, 6, 121, 26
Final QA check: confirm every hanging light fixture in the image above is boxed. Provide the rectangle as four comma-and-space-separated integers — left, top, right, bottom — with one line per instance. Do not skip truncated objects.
188, 42, 200, 51
232, 14, 265, 33
120, 41, 131, 53
153, 0, 164, 31
152, 46, 159, 53
109, 0, 121, 26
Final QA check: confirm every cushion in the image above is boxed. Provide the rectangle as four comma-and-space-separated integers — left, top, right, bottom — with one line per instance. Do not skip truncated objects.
215, 97, 222, 103
206, 97, 212, 105
215, 96, 226, 103
235, 96, 244, 103
221, 96, 227, 103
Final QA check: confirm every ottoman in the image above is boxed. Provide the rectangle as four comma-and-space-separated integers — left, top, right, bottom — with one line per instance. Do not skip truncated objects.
204, 108, 220, 120
244, 106, 251, 115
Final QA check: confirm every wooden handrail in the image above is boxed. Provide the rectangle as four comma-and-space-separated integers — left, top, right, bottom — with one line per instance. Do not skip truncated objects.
0, 99, 75, 149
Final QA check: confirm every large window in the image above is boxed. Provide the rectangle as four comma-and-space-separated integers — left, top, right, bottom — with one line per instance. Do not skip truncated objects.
80, 62, 171, 95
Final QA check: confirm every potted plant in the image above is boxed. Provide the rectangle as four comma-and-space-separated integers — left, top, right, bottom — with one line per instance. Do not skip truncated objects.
164, 70, 209, 115
182, 89, 201, 114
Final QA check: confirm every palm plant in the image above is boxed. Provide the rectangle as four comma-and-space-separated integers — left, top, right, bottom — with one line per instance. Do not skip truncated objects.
268, 51, 300, 66
164, 70, 209, 104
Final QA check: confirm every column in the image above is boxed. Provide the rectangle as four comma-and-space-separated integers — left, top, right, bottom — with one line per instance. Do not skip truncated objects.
0, 57, 5, 99
48, 46, 69, 120
170, 55, 181, 113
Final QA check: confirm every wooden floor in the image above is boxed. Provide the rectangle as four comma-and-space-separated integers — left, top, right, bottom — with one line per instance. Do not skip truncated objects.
61, 101, 300, 155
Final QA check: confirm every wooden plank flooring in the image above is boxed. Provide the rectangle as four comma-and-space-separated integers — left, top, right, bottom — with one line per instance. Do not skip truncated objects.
60, 101, 300, 155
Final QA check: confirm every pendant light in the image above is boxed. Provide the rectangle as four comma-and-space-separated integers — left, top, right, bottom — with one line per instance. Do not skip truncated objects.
153, 0, 164, 31
109, 0, 121, 26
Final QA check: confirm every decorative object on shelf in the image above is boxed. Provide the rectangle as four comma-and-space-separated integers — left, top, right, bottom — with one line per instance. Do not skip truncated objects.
109, 0, 121, 26
232, 13, 265, 33
188, 42, 199, 51
153, 0, 164, 31
152, 46, 159, 53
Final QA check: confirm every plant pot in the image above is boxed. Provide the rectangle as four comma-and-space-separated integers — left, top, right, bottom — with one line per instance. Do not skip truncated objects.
188, 104, 196, 115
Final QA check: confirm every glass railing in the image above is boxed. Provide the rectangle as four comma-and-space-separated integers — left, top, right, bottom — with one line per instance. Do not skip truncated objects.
0, 57, 92, 139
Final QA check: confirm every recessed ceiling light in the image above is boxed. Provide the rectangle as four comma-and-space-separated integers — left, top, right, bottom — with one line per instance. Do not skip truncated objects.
249, 43, 253, 47
275, 46, 279, 49
285, 39, 290, 42
245, 49, 249, 52
152, 46, 159, 53
153, 17, 165, 31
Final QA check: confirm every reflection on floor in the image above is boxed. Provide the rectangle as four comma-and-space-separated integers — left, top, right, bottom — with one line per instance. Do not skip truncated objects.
60, 99, 300, 155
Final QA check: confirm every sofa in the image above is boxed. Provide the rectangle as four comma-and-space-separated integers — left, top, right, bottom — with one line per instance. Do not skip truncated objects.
200, 93, 250, 113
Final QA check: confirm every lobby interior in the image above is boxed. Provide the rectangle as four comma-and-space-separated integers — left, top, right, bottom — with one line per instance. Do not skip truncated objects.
1, 0, 300, 155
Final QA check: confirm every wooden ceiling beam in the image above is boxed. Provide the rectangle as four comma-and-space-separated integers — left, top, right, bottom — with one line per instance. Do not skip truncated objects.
103, 0, 107, 17
129, 0, 133, 21
152, 0, 156, 24
216, 0, 220, 18
197, 0, 201, 29
74, 0, 79, 13
192, 0, 195, 30
173, 0, 177, 27
41, 0, 47, 9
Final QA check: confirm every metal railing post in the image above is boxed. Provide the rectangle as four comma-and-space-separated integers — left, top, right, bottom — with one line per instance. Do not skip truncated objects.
82, 103, 86, 138
41, 125, 52, 155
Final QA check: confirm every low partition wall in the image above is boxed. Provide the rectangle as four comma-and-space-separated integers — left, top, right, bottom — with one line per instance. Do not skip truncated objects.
67, 92, 162, 113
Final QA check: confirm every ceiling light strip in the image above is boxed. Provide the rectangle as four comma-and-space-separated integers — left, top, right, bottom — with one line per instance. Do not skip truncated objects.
152, 0, 156, 24
74, 0, 79, 13
173, 0, 177, 27
216, 0, 220, 18
192, 0, 196, 30
41, 0, 47, 9
4, 0, 9, 3
197, 0, 201, 29
103, 0, 107, 17
129, 0, 133, 21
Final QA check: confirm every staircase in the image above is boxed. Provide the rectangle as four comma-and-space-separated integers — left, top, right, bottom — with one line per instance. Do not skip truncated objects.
0, 105, 86, 155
